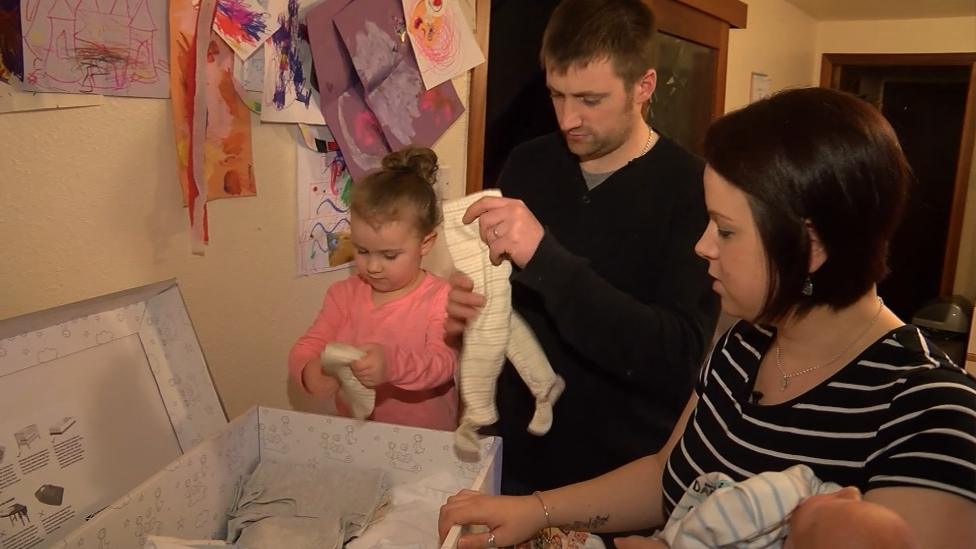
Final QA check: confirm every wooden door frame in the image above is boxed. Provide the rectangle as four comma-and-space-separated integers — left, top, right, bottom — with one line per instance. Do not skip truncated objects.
464, 0, 747, 194
821, 53, 976, 294
464, 0, 491, 196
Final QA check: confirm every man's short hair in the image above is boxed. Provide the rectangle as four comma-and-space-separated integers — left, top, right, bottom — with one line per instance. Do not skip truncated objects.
541, 0, 657, 87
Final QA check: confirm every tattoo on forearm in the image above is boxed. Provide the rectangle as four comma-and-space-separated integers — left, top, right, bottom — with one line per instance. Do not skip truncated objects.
564, 515, 609, 531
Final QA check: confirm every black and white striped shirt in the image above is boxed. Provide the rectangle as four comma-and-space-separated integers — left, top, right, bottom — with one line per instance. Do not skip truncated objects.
663, 321, 976, 516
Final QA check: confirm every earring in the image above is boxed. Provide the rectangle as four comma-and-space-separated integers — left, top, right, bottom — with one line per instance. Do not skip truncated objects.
802, 274, 813, 296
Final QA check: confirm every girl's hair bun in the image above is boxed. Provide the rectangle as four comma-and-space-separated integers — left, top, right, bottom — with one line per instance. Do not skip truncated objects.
382, 147, 438, 186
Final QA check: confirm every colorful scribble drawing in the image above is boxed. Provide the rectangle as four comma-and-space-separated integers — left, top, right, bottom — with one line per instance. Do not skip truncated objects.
213, 0, 276, 60
0, 0, 24, 82
261, 0, 323, 124
403, 0, 483, 90
20, 0, 171, 97
296, 129, 355, 275
270, 0, 308, 107
407, 0, 454, 69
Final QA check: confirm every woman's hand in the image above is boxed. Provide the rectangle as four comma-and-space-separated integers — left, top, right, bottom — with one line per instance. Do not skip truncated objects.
439, 490, 548, 548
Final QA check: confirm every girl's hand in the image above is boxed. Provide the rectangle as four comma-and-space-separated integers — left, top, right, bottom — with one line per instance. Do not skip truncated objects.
302, 359, 340, 397
438, 490, 548, 548
613, 535, 669, 548
445, 271, 485, 337
350, 343, 388, 388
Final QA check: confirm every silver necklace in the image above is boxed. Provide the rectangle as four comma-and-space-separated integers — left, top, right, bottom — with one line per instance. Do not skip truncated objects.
774, 297, 884, 390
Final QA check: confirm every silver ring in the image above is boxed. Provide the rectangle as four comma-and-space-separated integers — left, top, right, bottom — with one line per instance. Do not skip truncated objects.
486, 532, 496, 548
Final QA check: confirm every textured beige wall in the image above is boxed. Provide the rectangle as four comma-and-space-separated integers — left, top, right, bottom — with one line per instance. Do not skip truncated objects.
724, 0, 819, 113
0, 75, 469, 419
817, 16, 976, 56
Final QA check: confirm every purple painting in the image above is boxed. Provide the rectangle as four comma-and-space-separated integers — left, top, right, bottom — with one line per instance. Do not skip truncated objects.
322, 82, 390, 181
333, 0, 462, 150
305, 0, 354, 106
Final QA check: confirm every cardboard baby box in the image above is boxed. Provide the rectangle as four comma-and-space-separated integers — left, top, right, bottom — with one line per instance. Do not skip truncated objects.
0, 280, 500, 549
0, 280, 226, 549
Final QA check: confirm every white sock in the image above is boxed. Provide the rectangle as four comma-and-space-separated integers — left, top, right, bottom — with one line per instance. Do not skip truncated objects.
321, 343, 372, 419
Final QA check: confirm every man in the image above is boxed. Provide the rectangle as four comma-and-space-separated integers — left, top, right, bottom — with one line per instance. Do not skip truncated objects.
449, 0, 718, 498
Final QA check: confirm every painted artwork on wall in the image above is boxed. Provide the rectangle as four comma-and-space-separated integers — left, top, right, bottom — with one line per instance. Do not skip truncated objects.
213, 0, 277, 60
296, 126, 355, 275
260, 0, 324, 124
20, 0, 171, 97
0, 0, 24, 82
402, 0, 483, 90
232, 47, 263, 111
334, 0, 462, 151
225, 0, 267, 112
305, 0, 353, 105
170, 0, 256, 249
322, 83, 388, 181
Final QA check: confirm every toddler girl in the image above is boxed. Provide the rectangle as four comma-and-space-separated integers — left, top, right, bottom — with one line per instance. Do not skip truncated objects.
288, 147, 458, 431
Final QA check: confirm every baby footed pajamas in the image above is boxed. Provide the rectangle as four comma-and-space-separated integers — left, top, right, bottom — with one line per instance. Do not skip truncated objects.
442, 190, 565, 452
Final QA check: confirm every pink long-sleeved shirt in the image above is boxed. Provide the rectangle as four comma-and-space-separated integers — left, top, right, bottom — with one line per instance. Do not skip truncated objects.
288, 272, 458, 431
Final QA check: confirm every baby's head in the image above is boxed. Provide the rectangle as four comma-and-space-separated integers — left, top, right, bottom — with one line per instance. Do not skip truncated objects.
785, 487, 920, 549
349, 147, 442, 294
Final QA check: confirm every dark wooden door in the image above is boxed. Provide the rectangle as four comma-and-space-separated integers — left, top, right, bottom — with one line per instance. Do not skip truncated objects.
880, 79, 969, 319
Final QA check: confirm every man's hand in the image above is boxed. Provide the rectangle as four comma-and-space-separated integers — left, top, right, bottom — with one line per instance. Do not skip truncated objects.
350, 343, 388, 388
463, 196, 544, 268
445, 271, 486, 337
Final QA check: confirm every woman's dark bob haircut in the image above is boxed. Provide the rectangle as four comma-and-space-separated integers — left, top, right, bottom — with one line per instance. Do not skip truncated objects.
704, 87, 912, 323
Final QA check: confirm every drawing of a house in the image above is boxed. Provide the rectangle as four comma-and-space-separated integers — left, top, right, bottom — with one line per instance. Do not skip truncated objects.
40, 0, 158, 92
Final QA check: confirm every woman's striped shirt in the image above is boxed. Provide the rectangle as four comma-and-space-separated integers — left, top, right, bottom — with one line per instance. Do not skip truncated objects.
662, 321, 976, 516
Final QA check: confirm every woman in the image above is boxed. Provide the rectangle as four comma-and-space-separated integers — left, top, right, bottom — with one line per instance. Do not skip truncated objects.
438, 88, 976, 548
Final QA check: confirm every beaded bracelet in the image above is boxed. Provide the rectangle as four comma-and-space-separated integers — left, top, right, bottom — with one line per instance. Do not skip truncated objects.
532, 490, 553, 528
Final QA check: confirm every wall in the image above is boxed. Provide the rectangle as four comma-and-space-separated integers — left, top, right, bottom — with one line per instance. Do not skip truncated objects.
817, 16, 976, 300
724, 0, 819, 113
0, 75, 470, 419
817, 16, 976, 57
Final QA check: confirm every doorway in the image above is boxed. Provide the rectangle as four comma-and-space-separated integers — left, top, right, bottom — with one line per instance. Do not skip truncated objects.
821, 53, 976, 322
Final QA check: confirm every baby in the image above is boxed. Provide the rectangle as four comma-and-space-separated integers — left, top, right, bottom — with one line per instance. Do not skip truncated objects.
640, 465, 920, 549
784, 486, 919, 549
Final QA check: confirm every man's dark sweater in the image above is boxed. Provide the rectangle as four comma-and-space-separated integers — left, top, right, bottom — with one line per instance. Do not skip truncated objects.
492, 132, 719, 492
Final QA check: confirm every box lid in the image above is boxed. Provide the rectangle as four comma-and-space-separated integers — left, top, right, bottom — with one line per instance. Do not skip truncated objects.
0, 280, 226, 548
